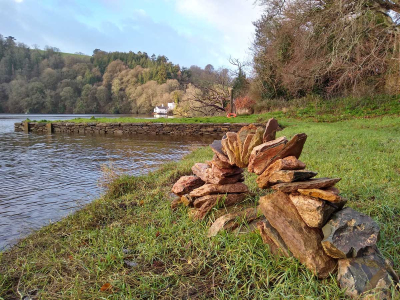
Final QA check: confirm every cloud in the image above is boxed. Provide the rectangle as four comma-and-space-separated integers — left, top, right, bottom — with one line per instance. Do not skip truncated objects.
0, 0, 263, 68
174, 0, 262, 63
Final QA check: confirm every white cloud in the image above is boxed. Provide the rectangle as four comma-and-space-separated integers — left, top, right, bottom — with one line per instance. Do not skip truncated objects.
14, 0, 24, 2
174, 0, 262, 64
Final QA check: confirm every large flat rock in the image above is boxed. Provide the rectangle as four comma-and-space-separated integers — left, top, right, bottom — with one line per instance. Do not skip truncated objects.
193, 193, 248, 220
171, 175, 205, 196
263, 118, 279, 143
259, 192, 337, 278
208, 207, 260, 237
257, 219, 291, 257
190, 182, 249, 198
268, 170, 318, 184
297, 187, 342, 203
271, 177, 341, 193
322, 207, 380, 259
257, 156, 306, 188
248, 137, 288, 175
337, 246, 399, 299
192, 163, 244, 185
275, 133, 307, 160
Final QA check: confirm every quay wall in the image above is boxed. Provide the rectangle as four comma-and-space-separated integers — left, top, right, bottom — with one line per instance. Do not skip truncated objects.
14, 122, 264, 136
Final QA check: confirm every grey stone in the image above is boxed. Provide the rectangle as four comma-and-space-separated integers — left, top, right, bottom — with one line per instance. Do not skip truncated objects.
322, 207, 380, 259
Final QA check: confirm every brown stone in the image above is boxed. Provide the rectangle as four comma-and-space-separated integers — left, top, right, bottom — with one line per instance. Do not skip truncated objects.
207, 207, 260, 237
243, 127, 264, 164
192, 163, 244, 185
241, 133, 254, 166
181, 194, 194, 207
193, 193, 248, 220
257, 156, 306, 188
248, 137, 288, 175
297, 187, 343, 203
210, 155, 232, 169
171, 175, 205, 196
210, 140, 230, 164
271, 177, 341, 193
221, 138, 236, 165
268, 170, 318, 184
190, 182, 249, 198
211, 164, 243, 178
337, 246, 399, 299
322, 207, 380, 259
257, 219, 291, 257
263, 118, 279, 142
289, 193, 346, 228
258, 192, 337, 278
171, 197, 182, 211
275, 133, 307, 160
237, 125, 258, 167
226, 132, 241, 165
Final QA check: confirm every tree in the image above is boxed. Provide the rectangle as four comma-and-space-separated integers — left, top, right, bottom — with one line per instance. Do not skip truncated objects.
253, 0, 400, 98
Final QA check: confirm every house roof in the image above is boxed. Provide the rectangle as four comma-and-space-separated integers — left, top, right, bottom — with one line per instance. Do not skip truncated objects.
155, 106, 168, 109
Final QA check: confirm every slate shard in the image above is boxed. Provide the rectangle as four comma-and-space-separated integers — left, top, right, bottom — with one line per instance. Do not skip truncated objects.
337, 246, 399, 299
322, 207, 380, 259
258, 192, 337, 278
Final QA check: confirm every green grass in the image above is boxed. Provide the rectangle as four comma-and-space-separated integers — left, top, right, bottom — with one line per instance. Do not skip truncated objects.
49, 94, 400, 125
1, 116, 399, 299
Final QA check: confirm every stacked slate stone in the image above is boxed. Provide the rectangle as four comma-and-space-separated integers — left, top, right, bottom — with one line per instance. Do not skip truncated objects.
171, 118, 398, 298
247, 121, 399, 299
171, 123, 272, 220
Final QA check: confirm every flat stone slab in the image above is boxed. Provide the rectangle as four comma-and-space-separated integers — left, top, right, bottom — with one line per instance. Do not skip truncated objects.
257, 156, 306, 188
263, 118, 279, 143
268, 170, 318, 184
322, 207, 380, 259
271, 177, 341, 193
259, 192, 337, 278
289, 193, 346, 228
257, 219, 291, 257
193, 193, 248, 220
297, 187, 342, 203
190, 182, 249, 198
338, 246, 399, 299
192, 163, 243, 185
207, 207, 260, 237
248, 137, 288, 175
171, 175, 205, 196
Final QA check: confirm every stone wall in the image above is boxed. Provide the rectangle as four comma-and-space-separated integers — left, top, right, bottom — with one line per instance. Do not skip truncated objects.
14, 122, 264, 136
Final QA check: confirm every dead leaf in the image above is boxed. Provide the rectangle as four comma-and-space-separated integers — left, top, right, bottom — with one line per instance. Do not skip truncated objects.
100, 282, 112, 292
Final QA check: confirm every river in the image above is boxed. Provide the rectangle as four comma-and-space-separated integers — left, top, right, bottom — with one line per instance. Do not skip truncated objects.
0, 114, 215, 249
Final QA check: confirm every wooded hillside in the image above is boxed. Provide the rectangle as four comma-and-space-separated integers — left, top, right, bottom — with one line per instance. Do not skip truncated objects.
0, 35, 234, 115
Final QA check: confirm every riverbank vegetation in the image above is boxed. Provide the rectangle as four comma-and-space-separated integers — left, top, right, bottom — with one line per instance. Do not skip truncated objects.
1, 117, 399, 299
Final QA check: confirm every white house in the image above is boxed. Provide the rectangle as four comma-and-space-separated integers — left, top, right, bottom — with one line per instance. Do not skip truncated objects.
154, 103, 176, 115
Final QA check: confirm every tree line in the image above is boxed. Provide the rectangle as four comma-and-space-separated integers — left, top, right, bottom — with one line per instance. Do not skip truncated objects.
0, 34, 244, 115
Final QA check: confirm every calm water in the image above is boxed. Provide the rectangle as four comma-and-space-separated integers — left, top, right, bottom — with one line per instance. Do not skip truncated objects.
0, 114, 214, 249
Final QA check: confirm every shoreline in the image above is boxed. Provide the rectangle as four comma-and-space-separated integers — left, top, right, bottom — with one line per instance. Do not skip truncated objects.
1, 117, 399, 299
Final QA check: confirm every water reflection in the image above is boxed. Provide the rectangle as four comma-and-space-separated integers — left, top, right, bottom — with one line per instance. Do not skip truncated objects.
0, 114, 215, 249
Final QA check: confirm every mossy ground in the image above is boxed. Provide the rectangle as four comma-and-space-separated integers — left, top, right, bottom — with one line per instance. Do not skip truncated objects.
1, 116, 399, 299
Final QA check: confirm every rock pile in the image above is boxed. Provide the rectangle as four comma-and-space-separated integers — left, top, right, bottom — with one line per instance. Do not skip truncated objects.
170, 118, 398, 299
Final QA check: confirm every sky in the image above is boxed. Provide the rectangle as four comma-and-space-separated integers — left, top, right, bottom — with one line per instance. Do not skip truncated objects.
0, 0, 263, 69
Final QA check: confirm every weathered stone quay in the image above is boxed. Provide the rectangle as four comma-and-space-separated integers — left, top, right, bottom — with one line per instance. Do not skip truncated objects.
14, 122, 264, 136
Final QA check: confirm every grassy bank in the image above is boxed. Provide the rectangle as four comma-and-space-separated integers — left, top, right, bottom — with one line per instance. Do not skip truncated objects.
1, 116, 400, 299
48, 94, 400, 125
